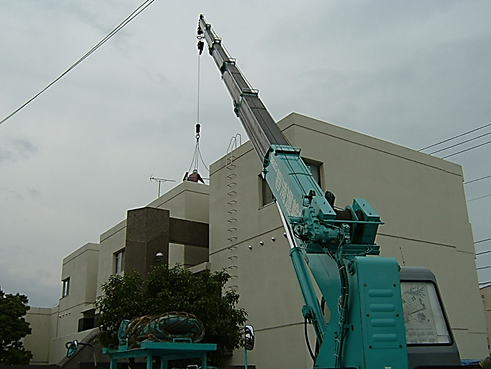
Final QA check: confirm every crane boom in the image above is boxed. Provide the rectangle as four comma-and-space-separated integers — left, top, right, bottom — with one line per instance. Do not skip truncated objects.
198, 15, 288, 159
197, 14, 412, 369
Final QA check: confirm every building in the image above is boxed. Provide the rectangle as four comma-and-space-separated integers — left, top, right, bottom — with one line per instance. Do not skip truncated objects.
25, 112, 488, 367
25, 182, 210, 365
480, 284, 491, 351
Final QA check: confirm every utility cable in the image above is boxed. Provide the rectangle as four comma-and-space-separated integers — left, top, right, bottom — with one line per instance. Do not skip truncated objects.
467, 193, 491, 203
442, 138, 491, 159
476, 237, 491, 245
464, 174, 491, 185
475, 238, 491, 257
0, 0, 154, 127
419, 122, 491, 152
428, 130, 491, 155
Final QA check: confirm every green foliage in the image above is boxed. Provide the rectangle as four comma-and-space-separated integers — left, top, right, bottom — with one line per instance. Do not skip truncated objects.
95, 265, 247, 365
0, 287, 33, 365
95, 271, 145, 346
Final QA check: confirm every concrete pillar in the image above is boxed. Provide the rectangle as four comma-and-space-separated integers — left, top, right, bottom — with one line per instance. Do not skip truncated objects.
125, 207, 170, 279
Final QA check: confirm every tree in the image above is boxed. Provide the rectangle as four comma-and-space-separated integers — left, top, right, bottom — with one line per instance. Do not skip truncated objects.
95, 265, 247, 365
0, 288, 32, 365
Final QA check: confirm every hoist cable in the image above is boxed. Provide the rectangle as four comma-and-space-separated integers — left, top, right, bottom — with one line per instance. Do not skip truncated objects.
196, 144, 209, 171
186, 48, 208, 176
197, 54, 201, 126
187, 142, 199, 173
0, 0, 154, 127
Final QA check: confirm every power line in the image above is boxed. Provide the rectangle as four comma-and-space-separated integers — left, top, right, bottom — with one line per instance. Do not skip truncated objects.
476, 237, 491, 245
467, 193, 491, 203
464, 174, 491, 185
0, 0, 154, 127
419, 121, 491, 152
475, 237, 491, 257
441, 138, 491, 159
428, 130, 491, 155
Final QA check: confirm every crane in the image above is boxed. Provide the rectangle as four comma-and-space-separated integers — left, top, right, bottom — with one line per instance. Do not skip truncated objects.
197, 14, 462, 369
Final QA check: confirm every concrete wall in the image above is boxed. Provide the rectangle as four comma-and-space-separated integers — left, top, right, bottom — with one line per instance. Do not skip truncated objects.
48, 243, 100, 364
24, 306, 58, 365
481, 285, 491, 351
96, 220, 127, 298
26, 112, 486, 367
148, 180, 209, 223
96, 181, 210, 297
47, 182, 210, 364
25, 243, 100, 365
58, 243, 99, 338
281, 113, 486, 358
209, 112, 487, 369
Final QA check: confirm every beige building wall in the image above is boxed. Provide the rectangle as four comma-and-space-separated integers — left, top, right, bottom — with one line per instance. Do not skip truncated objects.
481, 285, 491, 350
32, 182, 210, 364
47, 242, 100, 364
148, 182, 210, 268
96, 181, 210, 297
96, 220, 127, 298
25, 112, 486, 367
147, 180, 210, 223
209, 112, 487, 369
24, 306, 58, 365
57, 243, 99, 338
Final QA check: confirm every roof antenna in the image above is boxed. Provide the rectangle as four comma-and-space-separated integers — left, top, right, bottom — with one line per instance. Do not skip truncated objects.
150, 176, 175, 197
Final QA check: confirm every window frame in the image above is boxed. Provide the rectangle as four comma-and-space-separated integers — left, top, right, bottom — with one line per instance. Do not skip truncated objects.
114, 249, 125, 274
62, 277, 70, 298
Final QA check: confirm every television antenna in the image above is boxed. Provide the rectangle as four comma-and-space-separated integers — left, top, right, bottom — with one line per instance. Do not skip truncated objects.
150, 176, 175, 197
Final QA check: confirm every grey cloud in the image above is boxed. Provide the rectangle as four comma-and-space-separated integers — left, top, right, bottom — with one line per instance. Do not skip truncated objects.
0, 137, 38, 165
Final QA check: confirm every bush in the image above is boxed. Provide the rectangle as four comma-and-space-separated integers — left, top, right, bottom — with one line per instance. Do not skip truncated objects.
95, 265, 247, 365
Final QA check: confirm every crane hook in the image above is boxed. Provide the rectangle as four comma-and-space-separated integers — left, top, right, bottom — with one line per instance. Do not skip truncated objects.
197, 39, 204, 55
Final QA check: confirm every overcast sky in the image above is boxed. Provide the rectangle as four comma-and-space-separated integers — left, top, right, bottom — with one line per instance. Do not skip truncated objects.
1, 1, 491, 308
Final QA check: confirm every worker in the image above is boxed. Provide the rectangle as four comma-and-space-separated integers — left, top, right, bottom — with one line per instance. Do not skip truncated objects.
184, 169, 204, 184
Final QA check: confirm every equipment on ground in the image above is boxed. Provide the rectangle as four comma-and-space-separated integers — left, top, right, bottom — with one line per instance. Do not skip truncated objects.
118, 312, 205, 347
101, 313, 215, 369
197, 14, 466, 369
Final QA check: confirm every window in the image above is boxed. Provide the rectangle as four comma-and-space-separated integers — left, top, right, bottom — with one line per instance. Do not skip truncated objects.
401, 281, 452, 345
261, 160, 322, 206
304, 160, 321, 187
261, 177, 274, 206
62, 277, 70, 298
78, 309, 96, 332
114, 249, 125, 274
